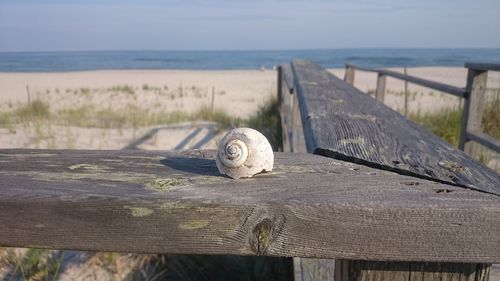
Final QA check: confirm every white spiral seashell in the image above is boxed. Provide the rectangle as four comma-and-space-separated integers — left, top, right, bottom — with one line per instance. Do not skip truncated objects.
216, 128, 274, 179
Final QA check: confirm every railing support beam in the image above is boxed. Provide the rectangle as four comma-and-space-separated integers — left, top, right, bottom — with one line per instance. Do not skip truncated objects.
375, 73, 386, 102
459, 69, 488, 158
344, 65, 355, 85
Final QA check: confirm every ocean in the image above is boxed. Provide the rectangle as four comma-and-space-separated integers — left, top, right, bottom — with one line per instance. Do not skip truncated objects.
0, 49, 499, 72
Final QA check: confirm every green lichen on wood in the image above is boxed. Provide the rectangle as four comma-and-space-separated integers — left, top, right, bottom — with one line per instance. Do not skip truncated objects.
160, 202, 224, 216
146, 178, 190, 192
438, 160, 470, 174
160, 201, 187, 212
124, 206, 154, 217
179, 220, 209, 230
258, 227, 270, 250
68, 163, 109, 171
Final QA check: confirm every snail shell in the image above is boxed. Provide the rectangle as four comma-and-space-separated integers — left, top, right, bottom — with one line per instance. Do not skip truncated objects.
216, 128, 274, 179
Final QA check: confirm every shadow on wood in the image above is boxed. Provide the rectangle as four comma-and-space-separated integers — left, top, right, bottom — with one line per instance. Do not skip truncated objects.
125, 255, 293, 281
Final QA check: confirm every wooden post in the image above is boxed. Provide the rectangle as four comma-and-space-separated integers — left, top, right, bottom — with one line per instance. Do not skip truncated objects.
375, 73, 386, 102
344, 66, 355, 85
459, 69, 488, 157
404, 67, 409, 116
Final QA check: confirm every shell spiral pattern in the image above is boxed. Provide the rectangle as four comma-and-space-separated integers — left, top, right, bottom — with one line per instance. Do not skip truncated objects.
216, 128, 274, 179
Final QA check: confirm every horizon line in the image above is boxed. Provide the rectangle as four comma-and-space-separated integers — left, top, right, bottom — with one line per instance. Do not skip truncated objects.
2, 47, 500, 54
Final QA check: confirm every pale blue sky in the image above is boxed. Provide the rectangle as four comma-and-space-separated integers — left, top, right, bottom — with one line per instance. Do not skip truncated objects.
1, 0, 499, 52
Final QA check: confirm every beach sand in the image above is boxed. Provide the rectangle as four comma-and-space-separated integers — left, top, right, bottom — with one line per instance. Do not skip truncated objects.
2, 67, 499, 117
0, 69, 277, 150
0, 69, 277, 118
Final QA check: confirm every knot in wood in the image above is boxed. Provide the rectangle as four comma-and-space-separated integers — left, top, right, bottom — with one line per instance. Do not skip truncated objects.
250, 218, 273, 255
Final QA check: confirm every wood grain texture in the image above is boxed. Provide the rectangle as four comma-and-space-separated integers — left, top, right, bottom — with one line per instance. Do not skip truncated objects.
334, 260, 491, 281
291, 60, 499, 195
345, 63, 465, 97
0, 149, 499, 262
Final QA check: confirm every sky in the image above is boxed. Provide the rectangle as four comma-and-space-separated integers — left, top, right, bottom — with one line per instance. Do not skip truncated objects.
0, 0, 499, 52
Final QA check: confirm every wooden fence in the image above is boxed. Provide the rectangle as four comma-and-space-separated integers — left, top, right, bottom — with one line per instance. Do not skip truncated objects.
343, 63, 500, 158
0, 60, 498, 281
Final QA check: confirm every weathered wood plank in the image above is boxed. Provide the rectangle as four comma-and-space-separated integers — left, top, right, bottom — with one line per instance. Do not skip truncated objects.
0, 149, 499, 262
292, 60, 499, 195
334, 261, 490, 281
345, 63, 465, 97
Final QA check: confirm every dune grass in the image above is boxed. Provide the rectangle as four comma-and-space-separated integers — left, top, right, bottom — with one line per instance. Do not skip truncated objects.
409, 97, 499, 147
0, 96, 283, 150
409, 109, 463, 146
1, 247, 64, 281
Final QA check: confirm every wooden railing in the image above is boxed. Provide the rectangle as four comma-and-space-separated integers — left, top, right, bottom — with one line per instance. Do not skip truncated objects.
278, 60, 499, 281
344, 63, 500, 157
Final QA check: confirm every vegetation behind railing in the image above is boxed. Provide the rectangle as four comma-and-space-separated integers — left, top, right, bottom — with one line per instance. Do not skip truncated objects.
344, 63, 500, 157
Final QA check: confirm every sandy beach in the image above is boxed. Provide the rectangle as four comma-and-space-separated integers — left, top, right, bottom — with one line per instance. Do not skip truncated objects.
1, 67, 499, 151
0, 69, 277, 150
0, 67, 499, 153
1, 67, 499, 115
0, 69, 277, 117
